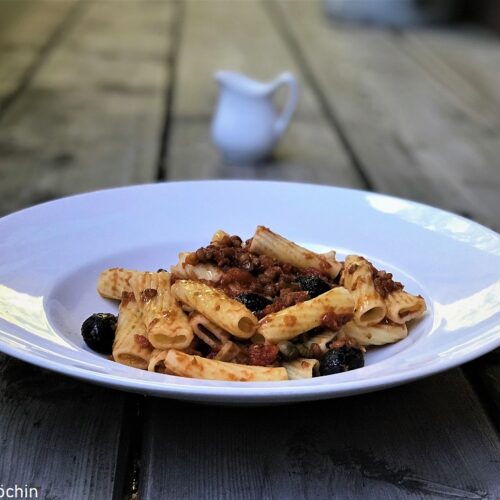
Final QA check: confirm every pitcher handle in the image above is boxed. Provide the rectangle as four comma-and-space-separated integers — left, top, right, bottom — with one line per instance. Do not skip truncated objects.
273, 72, 299, 138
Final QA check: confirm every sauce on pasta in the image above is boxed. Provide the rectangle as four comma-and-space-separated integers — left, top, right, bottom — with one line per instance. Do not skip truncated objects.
82, 226, 426, 382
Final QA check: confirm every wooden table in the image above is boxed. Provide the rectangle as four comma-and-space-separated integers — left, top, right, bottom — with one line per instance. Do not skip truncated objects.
0, 1, 499, 498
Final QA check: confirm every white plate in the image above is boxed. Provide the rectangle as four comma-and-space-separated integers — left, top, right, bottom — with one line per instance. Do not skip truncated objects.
0, 181, 499, 404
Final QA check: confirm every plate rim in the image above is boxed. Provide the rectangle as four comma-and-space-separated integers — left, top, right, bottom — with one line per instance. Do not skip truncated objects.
1, 180, 499, 403
2, 179, 499, 240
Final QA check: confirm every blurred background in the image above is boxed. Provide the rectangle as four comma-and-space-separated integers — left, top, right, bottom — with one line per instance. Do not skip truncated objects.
0, 0, 499, 231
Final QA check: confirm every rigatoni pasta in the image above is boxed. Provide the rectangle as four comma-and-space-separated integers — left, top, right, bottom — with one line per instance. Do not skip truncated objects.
249, 225, 342, 279
254, 287, 354, 344
171, 280, 257, 339
339, 320, 408, 346
98, 268, 145, 300
170, 252, 223, 283
129, 271, 193, 350
148, 348, 170, 373
163, 349, 288, 382
82, 226, 426, 382
189, 312, 231, 350
303, 330, 338, 354
385, 290, 426, 324
283, 358, 319, 380
341, 255, 387, 326
112, 292, 153, 369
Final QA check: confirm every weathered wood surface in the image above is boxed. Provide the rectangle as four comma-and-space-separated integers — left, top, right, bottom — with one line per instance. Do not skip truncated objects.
0, 1, 176, 499
0, 0, 174, 216
399, 28, 500, 228
0, 1, 499, 499
165, 0, 365, 188
273, 0, 500, 454
403, 28, 500, 119
365, 19, 500, 434
465, 350, 500, 432
0, 354, 127, 500
141, 370, 500, 500
273, 0, 500, 231
139, 1, 500, 499
0, 0, 79, 111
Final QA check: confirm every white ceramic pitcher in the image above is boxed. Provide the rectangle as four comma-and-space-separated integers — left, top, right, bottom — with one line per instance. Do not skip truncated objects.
211, 71, 299, 164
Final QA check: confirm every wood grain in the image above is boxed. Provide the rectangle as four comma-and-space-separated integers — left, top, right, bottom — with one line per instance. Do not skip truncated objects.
0, 0, 79, 109
398, 28, 500, 227
403, 29, 500, 120
0, 0, 174, 216
165, 0, 364, 188
0, 1, 499, 499
0, 2, 176, 498
141, 2, 500, 498
140, 370, 500, 499
274, 0, 500, 230
464, 350, 500, 433
0, 355, 127, 500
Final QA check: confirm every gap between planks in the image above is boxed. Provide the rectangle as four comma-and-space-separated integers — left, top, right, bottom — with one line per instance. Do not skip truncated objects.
114, 395, 145, 500
264, 0, 372, 191
164, 0, 363, 187
273, 0, 500, 230
0, 0, 85, 118
156, 0, 186, 181
373, 25, 500, 434
0, 0, 175, 215
270, 0, 499, 434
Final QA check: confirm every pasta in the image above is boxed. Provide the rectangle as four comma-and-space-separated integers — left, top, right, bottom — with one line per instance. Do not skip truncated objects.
189, 312, 231, 350
170, 252, 223, 283
83, 226, 426, 382
98, 267, 145, 300
341, 255, 387, 326
163, 349, 288, 381
303, 330, 338, 354
253, 287, 354, 344
249, 226, 342, 279
171, 280, 258, 339
148, 348, 171, 373
339, 320, 408, 346
283, 358, 319, 380
386, 289, 426, 324
112, 292, 153, 369
129, 271, 193, 350
211, 229, 231, 245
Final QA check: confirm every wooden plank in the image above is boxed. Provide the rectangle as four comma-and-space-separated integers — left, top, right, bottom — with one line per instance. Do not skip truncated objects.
274, 0, 500, 231
165, 0, 364, 189
376, 27, 500, 428
142, 2, 500, 498
0, 0, 78, 108
0, 1, 176, 498
140, 370, 500, 499
464, 349, 500, 432
398, 28, 500, 225
0, 0, 174, 216
168, 118, 363, 185
401, 29, 500, 119
0, 354, 127, 500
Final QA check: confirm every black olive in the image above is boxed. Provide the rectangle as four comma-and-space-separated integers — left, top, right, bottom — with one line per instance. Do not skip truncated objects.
81, 313, 117, 354
296, 275, 331, 298
319, 347, 364, 376
235, 293, 272, 313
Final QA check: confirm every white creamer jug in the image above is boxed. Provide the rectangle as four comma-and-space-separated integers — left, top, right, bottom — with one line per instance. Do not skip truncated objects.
211, 71, 299, 164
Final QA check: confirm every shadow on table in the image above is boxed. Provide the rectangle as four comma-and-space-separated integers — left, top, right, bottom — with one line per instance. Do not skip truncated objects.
141, 369, 499, 499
